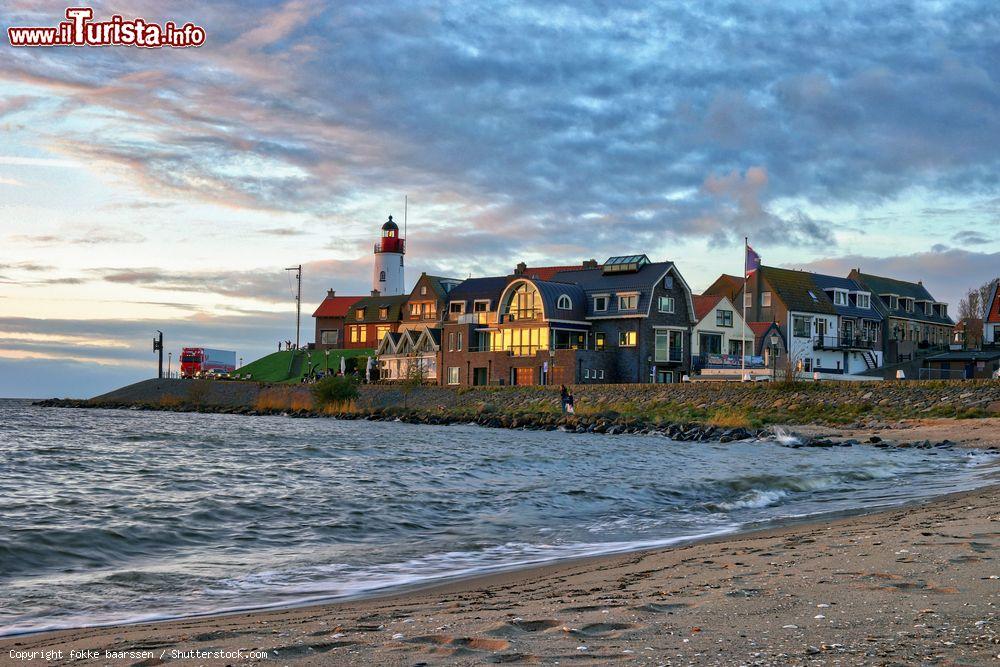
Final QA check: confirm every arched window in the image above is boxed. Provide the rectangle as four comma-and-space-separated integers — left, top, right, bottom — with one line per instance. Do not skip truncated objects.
556, 295, 572, 310
503, 282, 539, 321
379, 270, 386, 282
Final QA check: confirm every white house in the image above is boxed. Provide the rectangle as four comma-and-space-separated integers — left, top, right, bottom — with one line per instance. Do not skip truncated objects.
375, 328, 440, 381
690, 294, 755, 363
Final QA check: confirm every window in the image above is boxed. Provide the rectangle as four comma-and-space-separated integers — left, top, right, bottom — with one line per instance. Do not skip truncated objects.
658, 296, 675, 313
557, 295, 572, 310
378, 307, 388, 320
903, 298, 914, 312
808, 290, 818, 302
457, 332, 463, 351
619, 330, 637, 347
355, 308, 364, 321
447, 367, 459, 385
886, 295, 898, 310
940, 304, 947, 318
410, 303, 420, 316
618, 294, 638, 310
716, 310, 733, 327
833, 290, 848, 306
448, 332, 456, 352
420, 286, 427, 296
598, 369, 605, 380
505, 282, 539, 321
816, 319, 827, 337
474, 300, 489, 312
856, 293, 870, 309
663, 276, 674, 289
450, 302, 465, 315
792, 315, 812, 338
320, 330, 339, 345
728, 339, 744, 356
379, 271, 386, 282
359, 326, 367, 343
744, 292, 752, 308
375, 325, 390, 341
761, 291, 772, 307
595, 332, 606, 351
593, 295, 608, 312
668, 330, 684, 361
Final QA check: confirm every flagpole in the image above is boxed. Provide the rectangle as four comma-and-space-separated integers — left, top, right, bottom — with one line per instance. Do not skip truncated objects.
742, 237, 748, 381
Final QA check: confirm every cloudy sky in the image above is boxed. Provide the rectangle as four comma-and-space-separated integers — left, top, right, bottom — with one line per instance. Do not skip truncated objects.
1, 0, 998, 397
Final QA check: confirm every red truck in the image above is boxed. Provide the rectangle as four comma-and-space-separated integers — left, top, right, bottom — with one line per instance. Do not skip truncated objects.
180, 348, 237, 378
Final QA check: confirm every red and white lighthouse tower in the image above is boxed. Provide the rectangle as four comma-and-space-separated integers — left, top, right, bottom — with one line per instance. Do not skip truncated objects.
373, 215, 405, 295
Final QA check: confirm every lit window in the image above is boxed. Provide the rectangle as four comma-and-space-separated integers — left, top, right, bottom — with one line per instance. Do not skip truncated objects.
658, 296, 675, 313
447, 367, 460, 385
376, 325, 390, 341
359, 327, 367, 343
619, 330, 637, 347
557, 295, 572, 310
761, 291, 772, 307
379, 307, 388, 320
595, 332, 606, 351
448, 332, 456, 352
355, 308, 364, 321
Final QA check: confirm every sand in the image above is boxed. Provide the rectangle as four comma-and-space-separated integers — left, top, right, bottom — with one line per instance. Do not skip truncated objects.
3, 419, 999, 666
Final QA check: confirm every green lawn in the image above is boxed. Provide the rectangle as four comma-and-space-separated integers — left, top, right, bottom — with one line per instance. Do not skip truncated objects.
238, 349, 374, 383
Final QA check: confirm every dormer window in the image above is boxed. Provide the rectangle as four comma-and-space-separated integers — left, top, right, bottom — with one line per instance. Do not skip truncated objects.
886, 294, 898, 310
449, 302, 464, 316
379, 307, 388, 320
832, 290, 848, 306
593, 295, 609, 312
856, 293, 870, 309
556, 295, 572, 310
618, 294, 639, 310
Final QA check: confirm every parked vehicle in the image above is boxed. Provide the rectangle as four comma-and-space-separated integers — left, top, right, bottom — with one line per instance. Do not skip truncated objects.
180, 348, 236, 378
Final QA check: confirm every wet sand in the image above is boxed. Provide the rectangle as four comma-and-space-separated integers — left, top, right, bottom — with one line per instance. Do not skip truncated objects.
3, 419, 999, 666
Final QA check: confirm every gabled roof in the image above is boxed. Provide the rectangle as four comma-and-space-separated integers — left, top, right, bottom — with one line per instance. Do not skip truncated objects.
703, 274, 743, 302
692, 294, 724, 322
985, 280, 1000, 323
748, 321, 785, 355
552, 261, 680, 318
760, 266, 837, 315
447, 276, 511, 308
312, 295, 364, 318
411, 274, 462, 300
348, 293, 409, 323
518, 265, 583, 281
810, 273, 883, 321
850, 270, 953, 325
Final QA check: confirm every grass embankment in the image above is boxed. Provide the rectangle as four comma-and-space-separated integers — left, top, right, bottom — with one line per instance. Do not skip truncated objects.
238, 349, 373, 384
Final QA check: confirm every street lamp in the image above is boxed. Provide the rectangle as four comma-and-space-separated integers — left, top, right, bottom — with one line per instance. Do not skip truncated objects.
167, 352, 172, 378
770, 333, 779, 379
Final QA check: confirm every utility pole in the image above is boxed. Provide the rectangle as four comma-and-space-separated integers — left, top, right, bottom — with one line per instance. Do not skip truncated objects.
285, 265, 302, 349
153, 330, 163, 379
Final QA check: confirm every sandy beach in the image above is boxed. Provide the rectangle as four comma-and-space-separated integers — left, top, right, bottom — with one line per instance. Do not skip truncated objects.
3, 419, 998, 666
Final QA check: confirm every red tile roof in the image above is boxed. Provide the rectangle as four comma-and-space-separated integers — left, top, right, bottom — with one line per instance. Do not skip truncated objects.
312, 295, 364, 318
692, 294, 723, 321
520, 265, 584, 281
747, 321, 778, 338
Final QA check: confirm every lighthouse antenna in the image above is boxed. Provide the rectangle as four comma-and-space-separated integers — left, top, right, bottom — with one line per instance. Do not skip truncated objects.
404, 195, 408, 239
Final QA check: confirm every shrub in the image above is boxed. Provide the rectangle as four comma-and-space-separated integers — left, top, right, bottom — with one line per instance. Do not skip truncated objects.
311, 375, 360, 407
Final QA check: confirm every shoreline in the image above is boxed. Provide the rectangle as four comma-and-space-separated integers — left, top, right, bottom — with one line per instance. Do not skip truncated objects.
3, 420, 999, 665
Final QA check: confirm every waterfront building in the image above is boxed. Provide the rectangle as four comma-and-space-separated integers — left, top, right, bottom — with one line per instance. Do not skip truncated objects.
438, 255, 695, 386
342, 291, 408, 350
847, 270, 953, 363
689, 294, 756, 375
311, 290, 363, 350
398, 273, 462, 333
739, 266, 883, 378
984, 280, 1000, 346
375, 328, 441, 381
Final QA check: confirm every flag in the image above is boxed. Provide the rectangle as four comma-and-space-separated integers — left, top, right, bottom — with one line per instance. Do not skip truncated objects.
745, 243, 761, 278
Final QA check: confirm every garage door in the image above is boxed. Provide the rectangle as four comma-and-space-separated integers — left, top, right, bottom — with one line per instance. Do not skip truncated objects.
513, 367, 536, 386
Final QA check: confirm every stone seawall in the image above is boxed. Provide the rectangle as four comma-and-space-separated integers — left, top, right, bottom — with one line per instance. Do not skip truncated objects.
45, 377, 1000, 427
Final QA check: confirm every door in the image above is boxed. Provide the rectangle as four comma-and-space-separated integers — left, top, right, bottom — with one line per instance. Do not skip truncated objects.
656, 370, 674, 383
842, 319, 854, 346
513, 367, 536, 386
472, 367, 487, 386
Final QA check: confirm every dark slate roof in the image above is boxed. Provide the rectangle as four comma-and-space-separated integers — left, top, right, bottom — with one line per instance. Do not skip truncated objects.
529, 279, 588, 321
852, 271, 953, 325
760, 266, 837, 315
424, 275, 462, 299
349, 294, 408, 323
425, 328, 442, 346
810, 273, 883, 321
446, 276, 510, 308
552, 261, 675, 317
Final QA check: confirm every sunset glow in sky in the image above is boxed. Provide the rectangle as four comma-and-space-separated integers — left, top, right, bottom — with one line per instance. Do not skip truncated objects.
1, 1, 998, 397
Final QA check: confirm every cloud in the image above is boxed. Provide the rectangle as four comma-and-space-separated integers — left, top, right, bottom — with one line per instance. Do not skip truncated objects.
794, 249, 1000, 310
952, 229, 992, 245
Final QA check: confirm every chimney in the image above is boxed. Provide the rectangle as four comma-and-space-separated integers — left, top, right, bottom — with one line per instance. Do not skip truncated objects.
582, 259, 599, 269
326, 289, 336, 298
515, 261, 527, 275
370, 289, 380, 297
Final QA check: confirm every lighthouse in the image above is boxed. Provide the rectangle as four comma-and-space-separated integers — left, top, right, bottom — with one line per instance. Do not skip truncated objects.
373, 215, 405, 295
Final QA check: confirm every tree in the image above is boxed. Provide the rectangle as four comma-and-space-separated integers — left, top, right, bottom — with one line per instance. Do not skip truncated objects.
399, 358, 427, 409
958, 279, 999, 320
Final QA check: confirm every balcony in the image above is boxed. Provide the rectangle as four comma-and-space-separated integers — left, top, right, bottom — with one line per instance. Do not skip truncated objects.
812, 335, 878, 350
455, 312, 493, 325
374, 238, 405, 254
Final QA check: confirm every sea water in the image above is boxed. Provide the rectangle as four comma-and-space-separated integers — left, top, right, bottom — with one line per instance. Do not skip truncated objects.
0, 398, 995, 636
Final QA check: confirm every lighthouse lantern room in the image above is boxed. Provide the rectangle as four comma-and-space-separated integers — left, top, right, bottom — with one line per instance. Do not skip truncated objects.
373, 215, 405, 295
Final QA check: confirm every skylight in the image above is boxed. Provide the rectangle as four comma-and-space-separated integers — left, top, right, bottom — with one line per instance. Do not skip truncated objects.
603, 254, 650, 274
